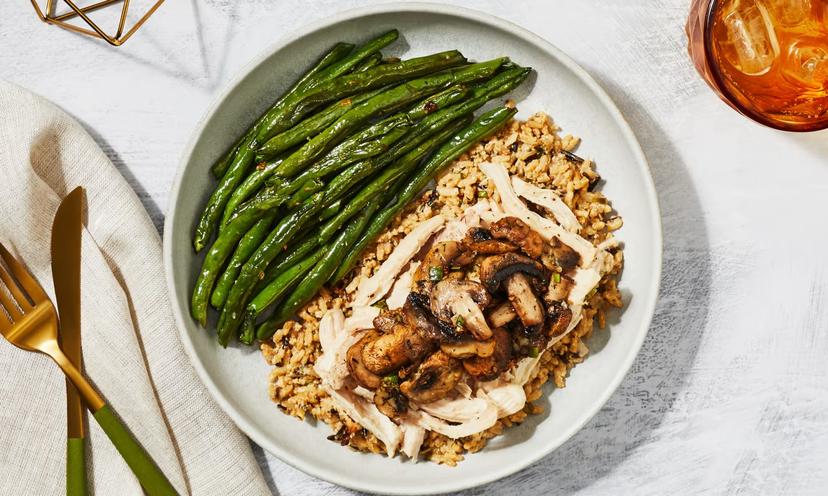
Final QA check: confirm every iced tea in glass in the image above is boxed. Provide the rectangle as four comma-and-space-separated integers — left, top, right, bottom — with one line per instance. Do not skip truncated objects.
687, 0, 828, 131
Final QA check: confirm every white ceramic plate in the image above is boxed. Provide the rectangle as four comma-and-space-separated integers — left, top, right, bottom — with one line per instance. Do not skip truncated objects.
164, 4, 662, 494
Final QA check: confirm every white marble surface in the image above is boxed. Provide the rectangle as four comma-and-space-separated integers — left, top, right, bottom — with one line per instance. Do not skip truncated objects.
3, 0, 827, 494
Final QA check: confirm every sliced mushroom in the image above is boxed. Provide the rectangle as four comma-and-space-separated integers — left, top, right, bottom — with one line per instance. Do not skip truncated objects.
346, 331, 383, 390
430, 279, 492, 340
373, 309, 406, 334
463, 227, 517, 255
479, 252, 549, 295
400, 351, 463, 403
362, 322, 411, 375
462, 327, 513, 381
440, 338, 496, 358
487, 301, 517, 327
490, 217, 545, 258
413, 241, 474, 292
546, 302, 573, 338
549, 236, 580, 273
506, 272, 544, 327
374, 379, 409, 419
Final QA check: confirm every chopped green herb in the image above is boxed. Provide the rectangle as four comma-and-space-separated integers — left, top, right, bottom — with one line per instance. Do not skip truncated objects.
383, 373, 399, 386
455, 315, 465, 327
450, 265, 462, 271
428, 266, 444, 282
372, 299, 389, 310
553, 272, 561, 283
529, 346, 540, 358
477, 189, 488, 198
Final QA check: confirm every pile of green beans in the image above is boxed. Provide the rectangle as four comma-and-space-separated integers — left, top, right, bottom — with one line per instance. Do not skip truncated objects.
190, 30, 531, 346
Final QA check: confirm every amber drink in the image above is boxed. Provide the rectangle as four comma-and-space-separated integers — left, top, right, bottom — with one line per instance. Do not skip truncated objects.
688, 0, 828, 131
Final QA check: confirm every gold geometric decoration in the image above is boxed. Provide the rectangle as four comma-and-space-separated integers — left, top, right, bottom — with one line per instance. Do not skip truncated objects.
30, 0, 166, 46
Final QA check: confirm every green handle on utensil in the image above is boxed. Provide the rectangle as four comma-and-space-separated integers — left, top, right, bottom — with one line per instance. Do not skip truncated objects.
66, 438, 87, 496
92, 405, 179, 496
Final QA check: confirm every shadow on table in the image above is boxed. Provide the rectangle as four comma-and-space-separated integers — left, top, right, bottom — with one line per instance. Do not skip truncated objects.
461, 79, 713, 496
65, 0, 234, 93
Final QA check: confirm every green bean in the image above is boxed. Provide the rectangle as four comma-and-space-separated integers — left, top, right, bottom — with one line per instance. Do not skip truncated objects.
210, 42, 355, 179
194, 37, 403, 251
255, 87, 385, 162
217, 192, 325, 345
257, 202, 378, 339
332, 105, 517, 282
220, 156, 289, 228
271, 59, 504, 182
353, 52, 383, 73
285, 125, 411, 207
255, 47, 462, 146
238, 314, 256, 345
318, 117, 470, 242
210, 212, 276, 309
246, 247, 326, 320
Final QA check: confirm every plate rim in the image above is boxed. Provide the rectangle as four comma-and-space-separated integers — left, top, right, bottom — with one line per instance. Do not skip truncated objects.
163, 3, 663, 494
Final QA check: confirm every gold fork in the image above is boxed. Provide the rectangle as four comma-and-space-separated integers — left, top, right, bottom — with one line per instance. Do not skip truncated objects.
0, 242, 178, 496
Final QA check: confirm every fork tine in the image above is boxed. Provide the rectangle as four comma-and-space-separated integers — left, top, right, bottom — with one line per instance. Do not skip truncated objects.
0, 258, 33, 312
0, 303, 10, 330
0, 283, 20, 321
0, 242, 49, 303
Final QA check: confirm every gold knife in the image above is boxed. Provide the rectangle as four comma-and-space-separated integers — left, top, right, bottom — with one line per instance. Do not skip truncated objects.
51, 187, 86, 496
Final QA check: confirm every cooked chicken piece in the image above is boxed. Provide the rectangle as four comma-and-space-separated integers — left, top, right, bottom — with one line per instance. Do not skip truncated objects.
362, 323, 410, 375
480, 381, 527, 417
413, 240, 474, 293
511, 175, 581, 233
354, 215, 445, 306
315, 309, 357, 391
346, 331, 383, 390
479, 252, 549, 295
490, 216, 545, 258
400, 351, 463, 403
549, 236, 580, 273
506, 272, 544, 327
545, 273, 574, 303
568, 265, 602, 306
373, 379, 409, 418
546, 302, 573, 338
410, 398, 498, 439
487, 301, 517, 327
440, 338, 495, 358
429, 279, 492, 340
479, 162, 596, 264
386, 261, 419, 310
344, 305, 380, 333
420, 394, 494, 423
324, 387, 402, 457
399, 421, 426, 460
462, 327, 513, 381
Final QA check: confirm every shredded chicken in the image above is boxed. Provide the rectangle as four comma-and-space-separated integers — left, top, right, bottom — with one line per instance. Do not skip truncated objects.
324, 387, 402, 457
511, 176, 581, 233
480, 162, 597, 264
354, 215, 445, 306
386, 262, 419, 310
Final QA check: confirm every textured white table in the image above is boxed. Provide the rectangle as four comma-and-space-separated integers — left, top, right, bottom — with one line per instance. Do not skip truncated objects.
4, 1, 828, 494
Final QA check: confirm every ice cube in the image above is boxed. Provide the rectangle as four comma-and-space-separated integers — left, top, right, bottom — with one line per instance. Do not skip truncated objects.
766, 0, 812, 27
784, 40, 828, 88
721, 0, 780, 76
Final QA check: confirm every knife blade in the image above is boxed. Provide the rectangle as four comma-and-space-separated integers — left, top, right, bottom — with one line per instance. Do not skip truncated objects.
51, 186, 86, 496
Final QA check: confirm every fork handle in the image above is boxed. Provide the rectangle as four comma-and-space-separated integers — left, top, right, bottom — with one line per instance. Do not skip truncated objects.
46, 344, 178, 496
92, 405, 179, 496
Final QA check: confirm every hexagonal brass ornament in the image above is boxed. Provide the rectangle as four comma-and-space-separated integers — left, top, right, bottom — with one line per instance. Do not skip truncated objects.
30, 0, 166, 46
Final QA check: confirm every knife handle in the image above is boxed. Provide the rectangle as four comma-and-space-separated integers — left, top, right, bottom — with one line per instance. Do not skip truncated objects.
66, 438, 87, 496
92, 405, 179, 496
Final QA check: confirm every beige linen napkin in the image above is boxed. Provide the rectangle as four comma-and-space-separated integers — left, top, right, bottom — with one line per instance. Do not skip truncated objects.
0, 80, 269, 495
